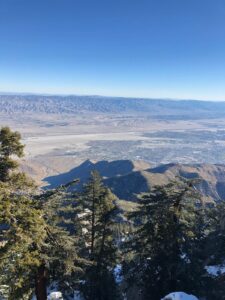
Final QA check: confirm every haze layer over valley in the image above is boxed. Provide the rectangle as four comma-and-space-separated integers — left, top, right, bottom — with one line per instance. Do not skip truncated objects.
1, 94, 225, 186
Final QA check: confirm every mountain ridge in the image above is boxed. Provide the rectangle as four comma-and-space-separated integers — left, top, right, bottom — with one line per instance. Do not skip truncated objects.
42, 159, 225, 202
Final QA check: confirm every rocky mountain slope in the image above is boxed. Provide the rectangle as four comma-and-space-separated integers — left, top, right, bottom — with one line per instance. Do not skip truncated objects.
43, 159, 225, 202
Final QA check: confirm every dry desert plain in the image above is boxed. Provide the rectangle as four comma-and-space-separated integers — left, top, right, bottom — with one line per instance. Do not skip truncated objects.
2, 111, 225, 186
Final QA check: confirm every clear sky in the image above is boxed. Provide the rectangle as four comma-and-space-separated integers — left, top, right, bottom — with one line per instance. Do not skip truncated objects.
0, 0, 225, 100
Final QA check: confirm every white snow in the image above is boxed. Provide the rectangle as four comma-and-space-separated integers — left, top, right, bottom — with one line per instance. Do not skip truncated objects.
206, 265, 225, 276
114, 264, 123, 284
48, 292, 63, 300
161, 292, 199, 300
31, 279, 84, 300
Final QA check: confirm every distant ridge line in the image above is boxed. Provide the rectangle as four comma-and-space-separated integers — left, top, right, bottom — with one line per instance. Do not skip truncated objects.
0, 94, 225, 118
0, 91, 224, 103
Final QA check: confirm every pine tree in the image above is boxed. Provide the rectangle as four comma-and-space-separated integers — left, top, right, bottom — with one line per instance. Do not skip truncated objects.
0, 127, 83, 300
125, 180, 207, 300
34, 181, 86, 298
0, 186, 47, 299
201, 201, 225, 300
0, 126, 24, 182
79, 171, 121, 300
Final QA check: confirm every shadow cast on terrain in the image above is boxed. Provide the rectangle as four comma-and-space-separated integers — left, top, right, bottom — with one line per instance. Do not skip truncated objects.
44, 160, 225, 202
43, 159, 135, 189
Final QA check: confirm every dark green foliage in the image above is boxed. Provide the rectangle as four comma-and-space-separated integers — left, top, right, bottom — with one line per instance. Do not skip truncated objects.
0, 185, 47, 299
35, 182, 87, 295
200, 201, 225, 300
205, 202, 225, 264
0, 128, 83, 300
79, 171, 121, 300
124, 181, 208, 300
0, 126, 24, 182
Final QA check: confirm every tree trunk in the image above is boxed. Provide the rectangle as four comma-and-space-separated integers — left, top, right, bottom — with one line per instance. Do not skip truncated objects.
35, 264, 47, 300
91, 187, 96, 256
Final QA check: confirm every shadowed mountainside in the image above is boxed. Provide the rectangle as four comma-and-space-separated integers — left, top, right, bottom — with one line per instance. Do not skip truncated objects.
43, 159, 225, 202
44, 159, 150, 190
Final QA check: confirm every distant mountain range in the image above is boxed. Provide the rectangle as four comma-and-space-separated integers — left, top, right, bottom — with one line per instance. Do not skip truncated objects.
1, 94, 225, 119
43, 159, 225, 203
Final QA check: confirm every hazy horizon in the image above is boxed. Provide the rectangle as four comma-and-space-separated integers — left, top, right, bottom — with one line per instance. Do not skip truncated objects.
0, 90, 225, 103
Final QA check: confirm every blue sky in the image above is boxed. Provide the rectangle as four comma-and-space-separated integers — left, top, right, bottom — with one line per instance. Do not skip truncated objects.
0, 0, 225, 100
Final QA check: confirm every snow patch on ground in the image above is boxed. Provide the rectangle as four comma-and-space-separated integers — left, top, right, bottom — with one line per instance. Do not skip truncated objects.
48, 292, 63, 300
47, 291, 82, 300
161, 291, 199, 300
206, 265, 225, 276
114, 264, 123, 284
32, 281, 83, 300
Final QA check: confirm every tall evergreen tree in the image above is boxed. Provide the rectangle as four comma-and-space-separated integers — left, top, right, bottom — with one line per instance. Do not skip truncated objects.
0, 127, 46, 299
201, 201, 225, 299
34, 182, 85, 299
79, 171, 121, 300
0, 127, 83, 300
0, 185, 47, 299
0, 126, 24, 182
125, 180, 208, 300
